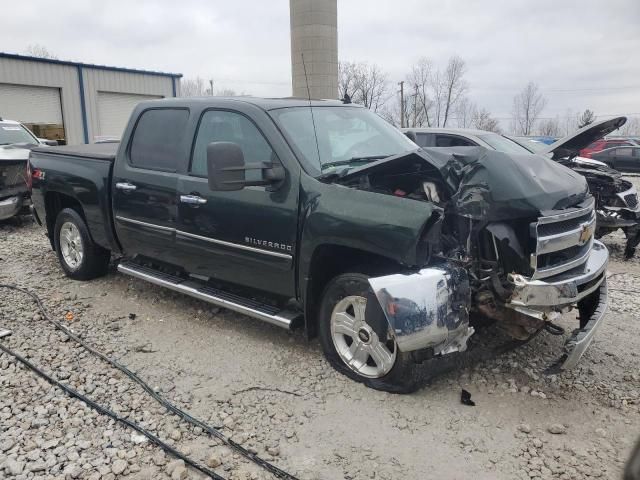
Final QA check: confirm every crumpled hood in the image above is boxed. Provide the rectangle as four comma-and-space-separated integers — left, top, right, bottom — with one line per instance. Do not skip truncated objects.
340, 147, 588, 221
0, 144, 32, 161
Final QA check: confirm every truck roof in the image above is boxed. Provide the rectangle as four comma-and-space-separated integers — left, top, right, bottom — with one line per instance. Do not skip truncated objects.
138, 96, 351, 111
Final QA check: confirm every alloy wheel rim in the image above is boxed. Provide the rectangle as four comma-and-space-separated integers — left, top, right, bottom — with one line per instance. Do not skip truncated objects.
60, 222, 84, 269
330, 295, 397, 378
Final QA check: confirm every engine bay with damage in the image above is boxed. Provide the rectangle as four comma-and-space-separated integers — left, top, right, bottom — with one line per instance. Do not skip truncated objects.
325, 146, 609, 370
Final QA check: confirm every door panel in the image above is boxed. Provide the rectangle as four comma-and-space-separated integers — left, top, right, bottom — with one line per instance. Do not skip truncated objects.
176, 109, 299, 297
112, 108, 190, 264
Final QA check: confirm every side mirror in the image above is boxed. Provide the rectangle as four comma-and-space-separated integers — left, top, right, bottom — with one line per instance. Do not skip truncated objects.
206, 142, 285, 191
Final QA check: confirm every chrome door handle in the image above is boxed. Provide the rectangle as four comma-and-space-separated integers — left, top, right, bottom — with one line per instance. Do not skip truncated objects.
180, 195, 207, 205
115, 182, 137, 192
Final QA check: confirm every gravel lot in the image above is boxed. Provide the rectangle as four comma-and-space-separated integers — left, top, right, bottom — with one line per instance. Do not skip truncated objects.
1, 186, 639, 479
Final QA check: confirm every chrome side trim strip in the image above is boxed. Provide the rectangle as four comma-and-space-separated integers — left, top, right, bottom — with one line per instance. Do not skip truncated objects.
115, 215, 175, 232
177, 230, 292, 260
117, 263, 292, 329
115, 216, 292, 259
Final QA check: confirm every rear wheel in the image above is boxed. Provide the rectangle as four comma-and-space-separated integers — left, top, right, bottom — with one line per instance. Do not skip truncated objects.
54, 208, 110, 280
318, 272, 420, 393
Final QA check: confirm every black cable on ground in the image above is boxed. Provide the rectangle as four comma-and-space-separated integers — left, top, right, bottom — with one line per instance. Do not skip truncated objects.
0, 283, 300, 480
0, 341, 225, 480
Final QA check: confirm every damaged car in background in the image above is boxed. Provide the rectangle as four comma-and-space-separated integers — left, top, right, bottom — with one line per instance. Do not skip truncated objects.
520, 117, 640, 259
406, 117, 640, 258
0, 118, 42, 221
30, 98, 608, 392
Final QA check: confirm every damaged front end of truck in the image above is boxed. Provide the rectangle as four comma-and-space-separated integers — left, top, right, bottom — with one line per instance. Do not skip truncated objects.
333, 147, 609, 370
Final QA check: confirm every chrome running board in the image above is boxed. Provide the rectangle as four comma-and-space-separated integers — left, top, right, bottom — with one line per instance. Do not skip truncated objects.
117, 260, 299, 329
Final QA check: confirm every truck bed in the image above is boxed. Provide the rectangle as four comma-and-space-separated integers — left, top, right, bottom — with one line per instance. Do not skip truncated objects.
29, 143, 119, 253
31, 143, 119, 161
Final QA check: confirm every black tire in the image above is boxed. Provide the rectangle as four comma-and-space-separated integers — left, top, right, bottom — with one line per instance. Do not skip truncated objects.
318, 272, 420, 393
53, 208, 110, 280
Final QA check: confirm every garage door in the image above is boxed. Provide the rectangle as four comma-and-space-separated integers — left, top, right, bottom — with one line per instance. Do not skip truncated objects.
0, 83, 63, 124
97, 92, 162, 140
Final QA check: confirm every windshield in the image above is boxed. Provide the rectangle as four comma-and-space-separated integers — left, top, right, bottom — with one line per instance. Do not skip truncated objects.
477, 133, 532, 155
0, 123, 38, 145
270, 106, 417, 174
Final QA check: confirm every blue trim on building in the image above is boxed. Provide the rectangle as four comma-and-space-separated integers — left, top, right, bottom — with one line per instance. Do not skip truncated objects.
76, 65, 90, 144
0, 52, 182, 78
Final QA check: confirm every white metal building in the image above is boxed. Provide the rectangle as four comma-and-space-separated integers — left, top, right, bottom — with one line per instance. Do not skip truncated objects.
0, 53, 182, 145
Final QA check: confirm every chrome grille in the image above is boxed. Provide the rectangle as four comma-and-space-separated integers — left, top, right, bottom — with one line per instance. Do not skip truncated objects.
530, 197, 596, 280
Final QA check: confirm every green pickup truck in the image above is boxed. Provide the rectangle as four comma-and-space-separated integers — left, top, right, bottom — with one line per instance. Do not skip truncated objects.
29, 97, 608, 392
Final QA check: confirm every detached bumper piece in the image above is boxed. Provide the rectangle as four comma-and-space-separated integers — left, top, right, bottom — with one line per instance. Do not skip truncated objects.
368, 264, 474, 355
558, 281, 608, 370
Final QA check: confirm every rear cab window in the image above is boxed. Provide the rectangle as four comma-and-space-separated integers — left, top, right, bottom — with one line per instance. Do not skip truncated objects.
129, 108, 189, 171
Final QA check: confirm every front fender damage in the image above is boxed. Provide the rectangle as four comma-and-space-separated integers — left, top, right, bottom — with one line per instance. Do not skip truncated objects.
368, 263, 474, 355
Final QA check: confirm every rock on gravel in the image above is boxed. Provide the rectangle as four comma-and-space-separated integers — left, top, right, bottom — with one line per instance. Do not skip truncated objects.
111, 459, 128, 475
547, 423, 567, 435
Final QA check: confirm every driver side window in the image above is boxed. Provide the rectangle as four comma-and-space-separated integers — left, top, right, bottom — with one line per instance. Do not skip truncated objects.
191, 110, 277, 179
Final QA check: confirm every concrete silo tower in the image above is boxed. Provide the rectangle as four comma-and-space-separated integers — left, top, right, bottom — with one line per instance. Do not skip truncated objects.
290, 0, 338, 99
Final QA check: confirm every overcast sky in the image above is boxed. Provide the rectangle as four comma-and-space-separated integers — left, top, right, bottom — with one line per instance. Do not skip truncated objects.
2, 0, 639, 124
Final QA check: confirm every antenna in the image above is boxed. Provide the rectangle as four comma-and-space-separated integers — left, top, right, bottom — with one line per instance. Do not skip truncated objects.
301, 53, 322, 167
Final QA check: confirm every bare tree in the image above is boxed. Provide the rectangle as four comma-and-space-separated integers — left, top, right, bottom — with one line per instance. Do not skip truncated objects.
455, 98, 477, 128
406, 57, 434, 127
472, 108, 501, 133
618, 117, 640, 136
216, 88, 238, 97
577, 109, 596, 128
180, 77, 208, 97
338, 61, 358, 101
338, 61, 389, 112
440, 56, 467, 127
358, 63, 389, 112
538, 117, 562, 136
25, 44, 58, 59
512, 82, 547, 135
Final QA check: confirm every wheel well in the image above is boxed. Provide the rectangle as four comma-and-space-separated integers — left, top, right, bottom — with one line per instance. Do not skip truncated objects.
304, 244, 403, 338
44, 192, 84, 249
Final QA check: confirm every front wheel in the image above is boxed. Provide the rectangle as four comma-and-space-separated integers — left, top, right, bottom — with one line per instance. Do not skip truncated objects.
54, 208, 111, 280
318, 272, 420, 393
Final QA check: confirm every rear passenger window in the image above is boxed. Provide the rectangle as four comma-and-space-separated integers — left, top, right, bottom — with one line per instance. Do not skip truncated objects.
129, 109, 189, 171
191, 110, 277, 178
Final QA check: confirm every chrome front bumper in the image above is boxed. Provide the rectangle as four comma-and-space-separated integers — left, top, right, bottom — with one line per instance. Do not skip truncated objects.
507, 240, 608, 309
507, 240, 609, 370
